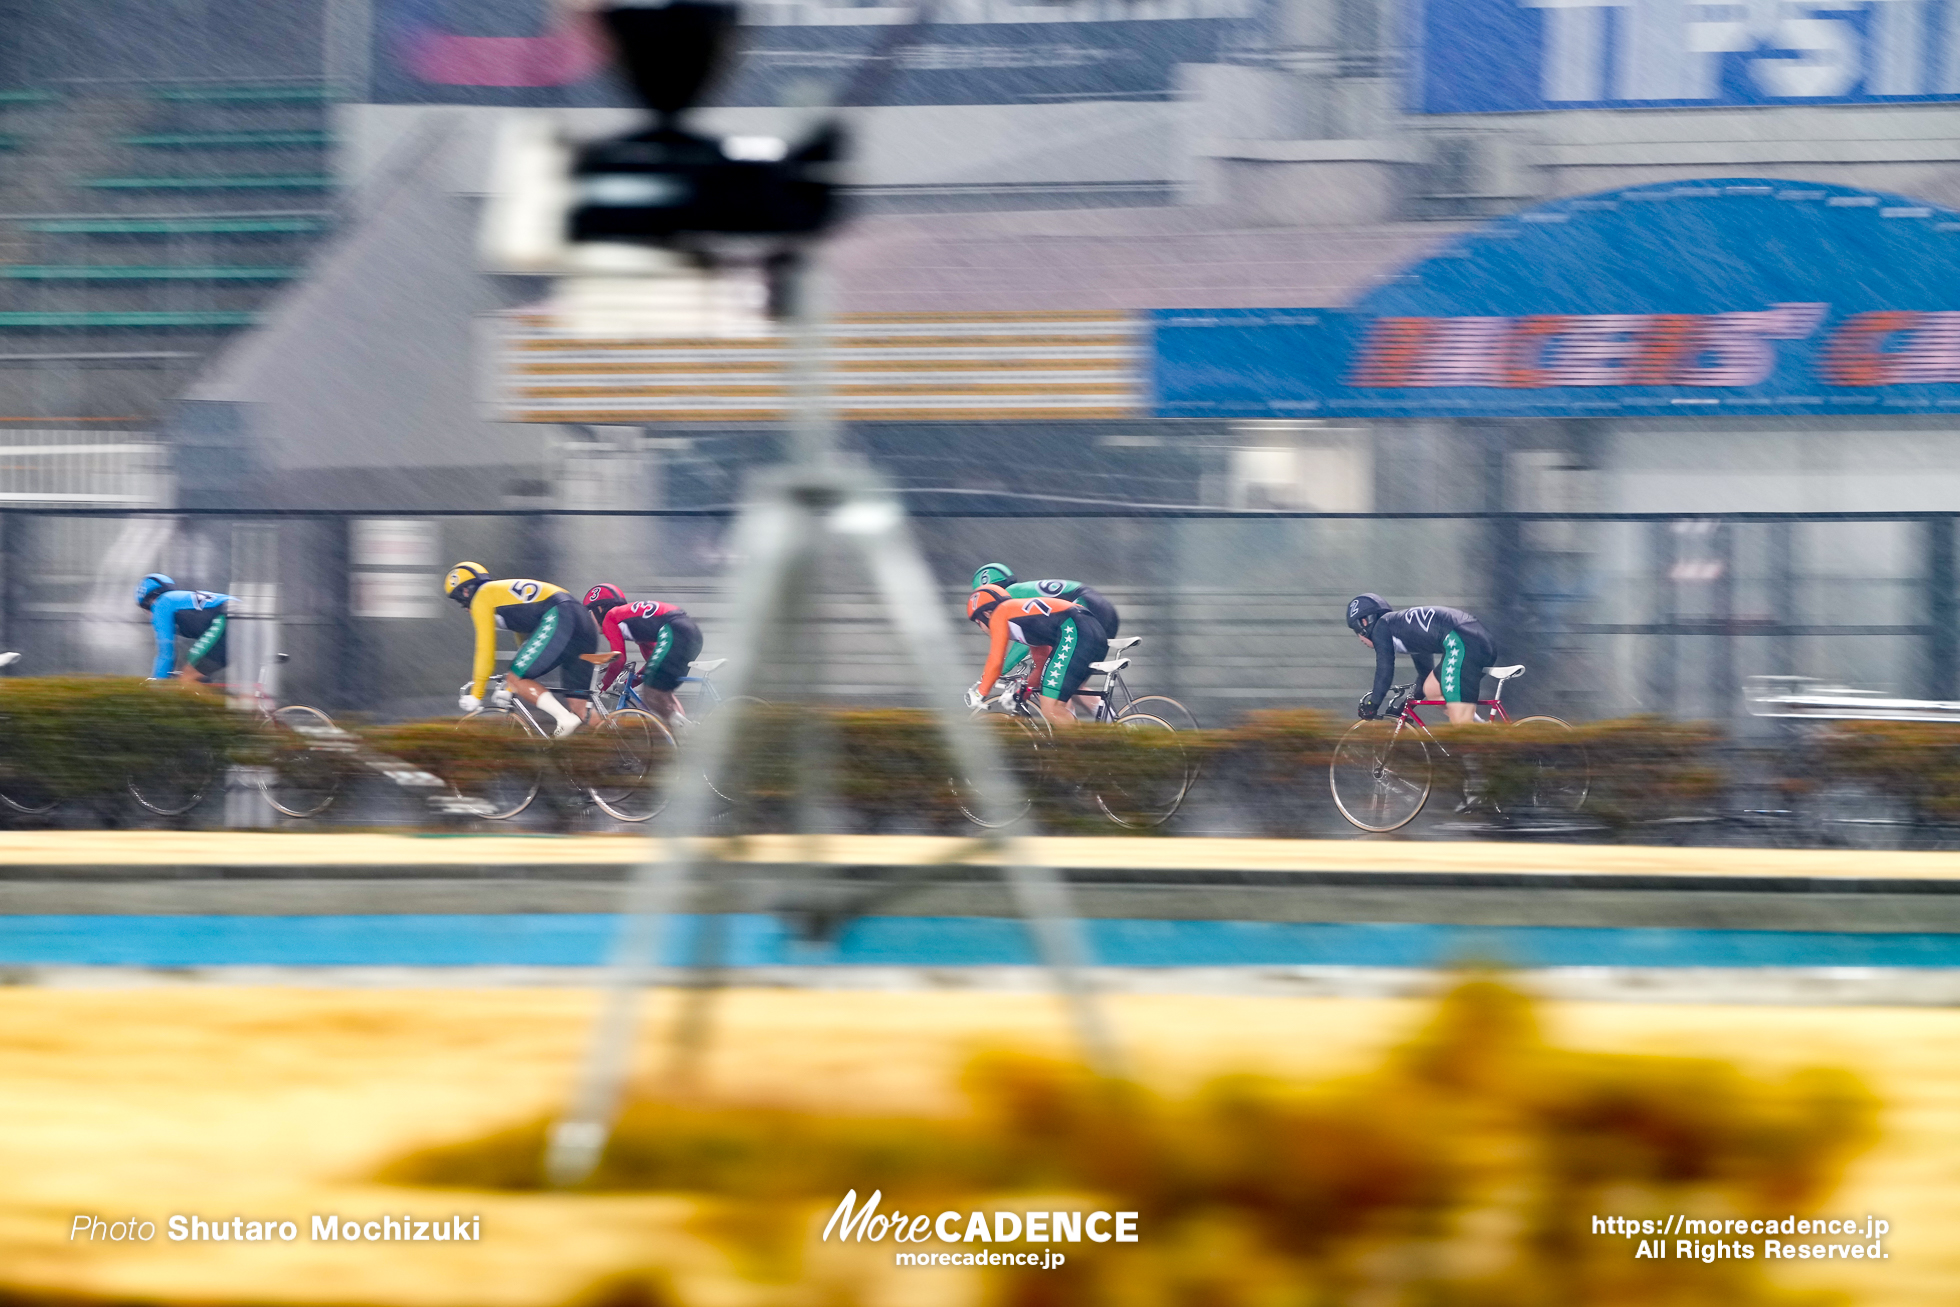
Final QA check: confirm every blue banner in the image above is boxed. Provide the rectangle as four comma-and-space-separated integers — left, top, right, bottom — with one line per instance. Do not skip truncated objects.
371, 0, 1256, 106
1419, 0, 1960, 113
1153, 180, 1960, 419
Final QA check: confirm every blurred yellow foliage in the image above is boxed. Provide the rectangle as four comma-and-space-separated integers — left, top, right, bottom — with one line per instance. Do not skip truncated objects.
384, 980, 1877, 1307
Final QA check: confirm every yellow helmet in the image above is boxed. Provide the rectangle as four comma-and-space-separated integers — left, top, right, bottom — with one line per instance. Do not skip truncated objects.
443, 561, 491, 606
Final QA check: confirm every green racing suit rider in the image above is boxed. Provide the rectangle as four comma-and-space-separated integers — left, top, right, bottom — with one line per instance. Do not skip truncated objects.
969, 564, 1120, 698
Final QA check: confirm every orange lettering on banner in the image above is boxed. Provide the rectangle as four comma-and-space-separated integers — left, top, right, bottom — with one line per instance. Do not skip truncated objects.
1822, 311, 1919, 386
1631, 315, 1697, 385
1350, 318, 1435, 386
1504, 316, 1566, 387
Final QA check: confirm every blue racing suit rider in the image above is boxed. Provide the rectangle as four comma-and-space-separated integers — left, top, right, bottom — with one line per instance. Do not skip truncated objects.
1347, 593, 1495, 726
136, 573, 232, 682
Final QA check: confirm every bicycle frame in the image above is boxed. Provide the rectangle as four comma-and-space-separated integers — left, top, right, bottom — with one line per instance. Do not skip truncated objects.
598, 660, 720, 721
1375, 680, 1515, 757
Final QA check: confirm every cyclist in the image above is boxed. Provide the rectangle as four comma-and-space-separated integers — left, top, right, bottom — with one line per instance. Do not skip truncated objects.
581, 583, 702, 729
969, 563, 1120, 705
136, 573, 232, 682
1347, 593, 1495, 726
443, 562, 598, 738
966, 583, 1108, 729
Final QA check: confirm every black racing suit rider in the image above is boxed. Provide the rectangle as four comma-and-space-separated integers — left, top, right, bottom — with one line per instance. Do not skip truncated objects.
1360, 604, 1495, 720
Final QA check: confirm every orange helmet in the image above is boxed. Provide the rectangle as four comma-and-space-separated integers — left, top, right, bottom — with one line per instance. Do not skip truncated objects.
966, 584, 1009, 627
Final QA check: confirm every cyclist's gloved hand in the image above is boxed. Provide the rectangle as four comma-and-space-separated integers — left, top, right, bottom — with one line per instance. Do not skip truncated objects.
458, 693, 481, 713
964, 685, 985, 710
1357, 693, 1378, 721
489, 687, 515, 710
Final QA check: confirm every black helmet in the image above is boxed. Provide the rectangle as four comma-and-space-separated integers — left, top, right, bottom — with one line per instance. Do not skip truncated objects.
1346, 593, 1390, 633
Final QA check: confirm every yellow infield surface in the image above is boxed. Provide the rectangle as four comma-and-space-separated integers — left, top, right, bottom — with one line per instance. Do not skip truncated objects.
4, 831, 1960, 880
0, 988, 1952, 1307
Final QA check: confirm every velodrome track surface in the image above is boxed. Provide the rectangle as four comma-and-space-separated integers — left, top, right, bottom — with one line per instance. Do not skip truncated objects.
3, 833, 1960, 996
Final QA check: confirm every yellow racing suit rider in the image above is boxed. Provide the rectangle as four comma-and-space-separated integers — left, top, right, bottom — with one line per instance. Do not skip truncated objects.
443, 562, 599, 736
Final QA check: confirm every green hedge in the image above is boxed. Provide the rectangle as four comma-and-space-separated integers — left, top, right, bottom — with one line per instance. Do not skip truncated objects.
0, 677, 243, 806
6, 677, 1942, 839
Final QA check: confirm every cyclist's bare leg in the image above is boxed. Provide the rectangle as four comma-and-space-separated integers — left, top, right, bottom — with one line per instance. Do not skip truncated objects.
508, 675, 592, 729
1423, 672, 1477, 725
643, 686, 682, 728
1034, 695, 1077, 729
173, 666, 205, 684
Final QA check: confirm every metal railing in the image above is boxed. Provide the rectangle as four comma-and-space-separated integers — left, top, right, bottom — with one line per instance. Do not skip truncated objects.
0, 505, 1951, 728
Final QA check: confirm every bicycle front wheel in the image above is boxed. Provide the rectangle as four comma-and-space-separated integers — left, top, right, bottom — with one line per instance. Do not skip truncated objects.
1330, 719, 1432, 833
260, 704, 342, 819
1096, 713, 1193, 829
453, 709, 546, 820
128, 743, 220, 817
1124, 694, 1199, 733
1510, 715, 1589, 814
577, 709, 677, 823
952, 709, 1048, 828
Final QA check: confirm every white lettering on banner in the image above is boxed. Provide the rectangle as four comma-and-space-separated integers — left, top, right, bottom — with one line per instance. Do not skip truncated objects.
1525, 0, 1901, 101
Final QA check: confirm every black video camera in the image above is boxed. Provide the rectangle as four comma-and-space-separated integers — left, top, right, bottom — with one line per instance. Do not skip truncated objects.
569, 2, 842, 246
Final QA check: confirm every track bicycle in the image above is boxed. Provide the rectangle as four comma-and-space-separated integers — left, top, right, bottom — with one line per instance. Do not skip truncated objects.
451, 672, 675, 823
1328, 663, 1587, 834
0, 652, 344, 820
592, 654, 768, 807
957, 640, 1195, 829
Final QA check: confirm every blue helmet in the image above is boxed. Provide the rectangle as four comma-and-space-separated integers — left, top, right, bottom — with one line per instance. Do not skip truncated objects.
136, 573, 174, 607
1346, 593, 1390, 633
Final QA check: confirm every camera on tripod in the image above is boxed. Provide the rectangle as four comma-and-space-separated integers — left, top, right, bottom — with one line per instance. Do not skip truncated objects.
569, 2, 841, 245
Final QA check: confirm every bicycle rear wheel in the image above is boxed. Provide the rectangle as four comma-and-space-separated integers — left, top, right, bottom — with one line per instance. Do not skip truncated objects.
577, 709, 677, 823
694, 695, 771, 804
0, 759, 58, 815
1330, 719, 1433, 833
1096, 713, 1192, 829
260, 704, 342, 819
1510, 715, 1588, 814
453, 709, 546, 820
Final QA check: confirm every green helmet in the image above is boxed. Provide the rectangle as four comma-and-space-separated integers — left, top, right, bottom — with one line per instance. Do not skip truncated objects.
971, 562, 1016, 589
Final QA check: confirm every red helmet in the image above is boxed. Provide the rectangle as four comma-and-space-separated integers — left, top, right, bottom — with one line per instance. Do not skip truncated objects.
583, 583, 625, 615
966, 584, 1009, 627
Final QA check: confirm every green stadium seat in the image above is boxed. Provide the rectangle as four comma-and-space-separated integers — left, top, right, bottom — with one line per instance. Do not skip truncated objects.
0, 311, 256, 328
25, 216, 329, 235
148, 85, 332, 104
0, 265, 298, 281
120, 131, 332, 150
0, 90, 57, 106
0, 134, 16, 151
83, 175, 334, 191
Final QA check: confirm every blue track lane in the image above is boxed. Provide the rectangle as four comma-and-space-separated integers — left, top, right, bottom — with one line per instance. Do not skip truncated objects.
3, 915, 1960, 969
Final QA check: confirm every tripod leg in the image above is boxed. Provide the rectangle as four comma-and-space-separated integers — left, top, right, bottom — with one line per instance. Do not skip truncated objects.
845, 492, 1122, 1079
546, 488, 816, 1187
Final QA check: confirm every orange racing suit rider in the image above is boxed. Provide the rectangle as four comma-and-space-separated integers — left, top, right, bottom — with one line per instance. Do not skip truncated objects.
967, 584, 1109, 729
